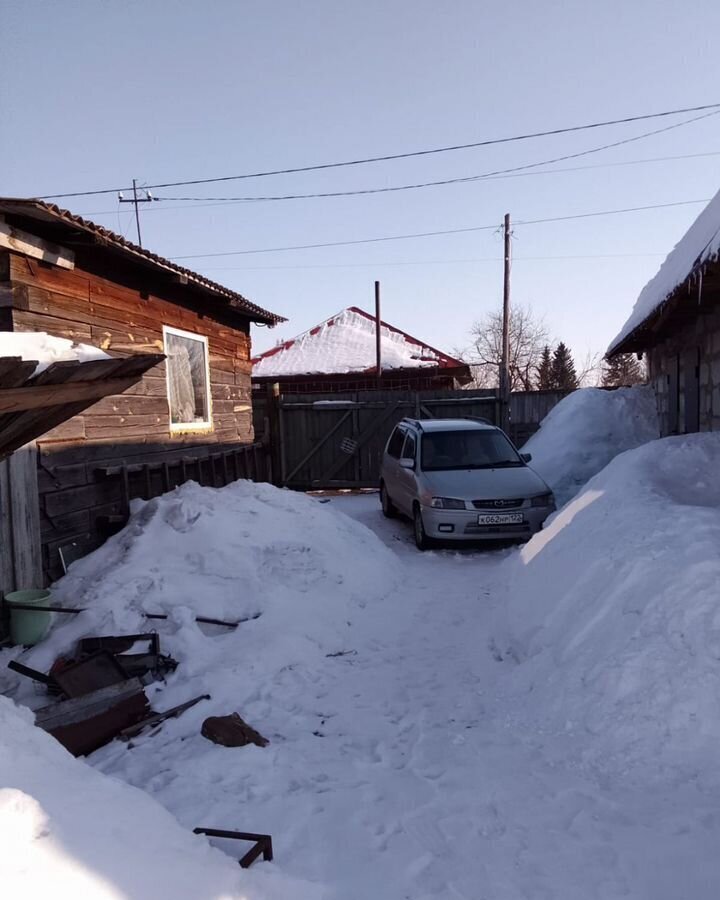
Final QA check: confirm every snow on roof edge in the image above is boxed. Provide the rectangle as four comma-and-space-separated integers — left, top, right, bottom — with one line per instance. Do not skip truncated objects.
252, 306, 467, 378
607, 189, 720, 355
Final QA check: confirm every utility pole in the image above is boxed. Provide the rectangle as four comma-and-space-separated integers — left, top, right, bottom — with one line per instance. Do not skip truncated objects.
375, 280, 382, 387
500, 213, 512, 431
118, 179, 154, 247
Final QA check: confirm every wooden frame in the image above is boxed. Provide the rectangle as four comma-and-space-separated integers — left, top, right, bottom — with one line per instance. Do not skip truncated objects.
162, 325, 213, 434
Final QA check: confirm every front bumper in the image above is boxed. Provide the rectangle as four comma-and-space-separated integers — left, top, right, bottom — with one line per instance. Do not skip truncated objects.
420, 503, 553, 541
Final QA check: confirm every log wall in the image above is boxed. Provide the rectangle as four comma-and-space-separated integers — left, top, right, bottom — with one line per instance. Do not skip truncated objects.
1, 250, 261, 583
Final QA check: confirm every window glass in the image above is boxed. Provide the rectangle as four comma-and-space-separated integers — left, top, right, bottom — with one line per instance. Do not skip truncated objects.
402, 432, 417, 460
164, 327, 211, 428
387, 427, 405, 459
421, 430, 520, 471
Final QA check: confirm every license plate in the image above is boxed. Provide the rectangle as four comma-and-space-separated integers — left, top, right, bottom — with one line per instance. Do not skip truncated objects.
477, 512, 524, 525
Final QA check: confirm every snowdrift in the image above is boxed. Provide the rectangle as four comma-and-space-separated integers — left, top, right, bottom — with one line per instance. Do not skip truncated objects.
494, 433, 720, 782
13, 479, 397, 683
0, 695, 308, 899
522, 386, 658, 506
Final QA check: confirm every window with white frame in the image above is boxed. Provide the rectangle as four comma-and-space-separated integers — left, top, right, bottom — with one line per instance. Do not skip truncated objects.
163, 326, 212, 430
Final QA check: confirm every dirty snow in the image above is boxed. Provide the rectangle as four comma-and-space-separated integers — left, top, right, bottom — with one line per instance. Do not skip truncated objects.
0, 330, 110, 375
0, 695, 312, 899
4, 458, 720, 898
522, 385, 659, 506
609, 187, 720, 353
253, 306, 457, 376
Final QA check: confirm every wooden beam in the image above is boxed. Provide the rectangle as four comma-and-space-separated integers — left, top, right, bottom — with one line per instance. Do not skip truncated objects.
0, 376, 140, 413
0, 216, 75, 270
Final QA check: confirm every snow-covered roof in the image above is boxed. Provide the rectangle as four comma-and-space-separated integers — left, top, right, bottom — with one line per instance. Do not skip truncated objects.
0, 331, 109, 375
608, 188, 720, 355
253, 306, 467, 378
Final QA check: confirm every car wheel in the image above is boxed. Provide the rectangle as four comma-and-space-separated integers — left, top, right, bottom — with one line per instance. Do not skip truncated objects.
380, 482, 397, 518
413, 503, 431, 551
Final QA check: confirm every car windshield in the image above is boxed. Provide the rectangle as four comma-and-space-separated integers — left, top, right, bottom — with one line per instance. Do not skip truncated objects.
421, 429, 522, 471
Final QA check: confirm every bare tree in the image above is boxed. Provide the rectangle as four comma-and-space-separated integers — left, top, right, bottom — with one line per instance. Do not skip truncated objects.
576, 350, 604, 387
460, 304, 552, 391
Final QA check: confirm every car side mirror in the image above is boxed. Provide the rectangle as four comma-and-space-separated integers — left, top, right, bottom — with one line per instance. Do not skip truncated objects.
399, 458, 415, 470
520, 452, 532, 463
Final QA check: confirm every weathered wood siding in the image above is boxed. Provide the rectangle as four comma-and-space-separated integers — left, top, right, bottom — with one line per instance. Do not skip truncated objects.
647, 307, 720, 436
0, 444, 42, 594
1, 250, 260, 583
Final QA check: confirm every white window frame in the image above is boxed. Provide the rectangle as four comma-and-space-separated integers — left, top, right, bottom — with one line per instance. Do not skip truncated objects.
162, 325, 213, 433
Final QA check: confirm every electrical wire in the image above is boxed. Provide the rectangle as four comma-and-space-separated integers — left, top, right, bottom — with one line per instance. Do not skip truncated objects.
155, 112, 720, 203
33, 101, 720, 200
170, 198, 711, 260
199, 252, 667, 272
73, 149, 720, 218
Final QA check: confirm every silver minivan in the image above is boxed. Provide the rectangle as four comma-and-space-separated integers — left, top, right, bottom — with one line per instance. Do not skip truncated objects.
380, 418, 555, 550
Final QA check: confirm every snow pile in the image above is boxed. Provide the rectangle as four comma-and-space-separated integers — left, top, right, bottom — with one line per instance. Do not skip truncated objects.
15, 480, 397, 683
522, 386, 658, 506
495, 433, 720, 782
0, 695, 307, 899
253, 306, 458, 376
609, 188, 720, 352
0, 330, 109, 374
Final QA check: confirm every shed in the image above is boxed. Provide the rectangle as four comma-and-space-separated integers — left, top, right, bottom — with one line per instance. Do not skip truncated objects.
252, 306, 471, 394
607, 188, 720, 436
0, 198, 284, 584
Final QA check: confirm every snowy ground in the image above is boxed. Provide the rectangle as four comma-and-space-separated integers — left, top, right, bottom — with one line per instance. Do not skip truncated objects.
9, 488, 710, 899
5, 421, 720, 898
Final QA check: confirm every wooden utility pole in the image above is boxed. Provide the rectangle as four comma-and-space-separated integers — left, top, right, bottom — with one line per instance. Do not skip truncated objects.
500, 213, 511, 430
375, 280, 382, 387
118, 179, 154, 247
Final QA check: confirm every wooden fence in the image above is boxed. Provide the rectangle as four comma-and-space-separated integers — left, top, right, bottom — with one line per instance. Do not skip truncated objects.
254, 387, 569, 490
0, 444, 42, 595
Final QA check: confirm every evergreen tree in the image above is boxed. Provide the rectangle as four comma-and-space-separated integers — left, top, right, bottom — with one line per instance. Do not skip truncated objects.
536, 345, 553, 389
601, 353, 645, 387
551, 342, 578, 390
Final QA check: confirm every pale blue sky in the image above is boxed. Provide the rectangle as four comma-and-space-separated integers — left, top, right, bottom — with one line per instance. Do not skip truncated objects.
3, 0, 720, 363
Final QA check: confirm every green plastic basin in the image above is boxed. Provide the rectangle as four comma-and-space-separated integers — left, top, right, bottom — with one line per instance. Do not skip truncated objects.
5, 589, 52, 646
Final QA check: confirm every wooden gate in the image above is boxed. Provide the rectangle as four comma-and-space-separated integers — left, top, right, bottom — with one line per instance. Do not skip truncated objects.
274, 389, 498, 489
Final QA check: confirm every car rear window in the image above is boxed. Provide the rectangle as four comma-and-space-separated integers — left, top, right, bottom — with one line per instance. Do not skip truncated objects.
387, 427, 405, 459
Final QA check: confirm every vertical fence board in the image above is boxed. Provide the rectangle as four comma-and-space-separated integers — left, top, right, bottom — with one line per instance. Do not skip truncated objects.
8, 444, 42, 589
0, 457, 14, 594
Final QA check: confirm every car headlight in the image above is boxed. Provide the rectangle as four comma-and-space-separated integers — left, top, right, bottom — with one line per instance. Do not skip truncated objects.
531, 493, 555, 508
430, 497, 466, 510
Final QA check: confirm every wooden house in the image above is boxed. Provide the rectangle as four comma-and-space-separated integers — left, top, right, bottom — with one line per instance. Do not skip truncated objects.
0, 198, 284, 584
252, 306, 471, 394
607, 188, 720, 436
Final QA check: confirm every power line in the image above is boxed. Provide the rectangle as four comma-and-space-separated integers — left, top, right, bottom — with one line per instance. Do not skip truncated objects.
170, 198, 710, 260
200, 253, 666, 271
74, 149, 720, 218
154, 111, 720, 203
34, 101, 720, 200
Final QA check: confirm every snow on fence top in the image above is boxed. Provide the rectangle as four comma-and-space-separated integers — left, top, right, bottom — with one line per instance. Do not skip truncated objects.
253, 307, 465, 377
608, 188, 720, 354
0, 331, 109, 375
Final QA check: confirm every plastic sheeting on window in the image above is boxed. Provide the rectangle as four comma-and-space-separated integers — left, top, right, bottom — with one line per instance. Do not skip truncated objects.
165, 332, 209, 425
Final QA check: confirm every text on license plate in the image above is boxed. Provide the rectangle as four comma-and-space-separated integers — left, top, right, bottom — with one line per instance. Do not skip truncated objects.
477, 512, 524, 525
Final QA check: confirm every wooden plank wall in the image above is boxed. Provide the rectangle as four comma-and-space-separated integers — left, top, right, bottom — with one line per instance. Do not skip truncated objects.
7, 253, 255, 446
0, 444, 43, 594
1, 250, 263, 584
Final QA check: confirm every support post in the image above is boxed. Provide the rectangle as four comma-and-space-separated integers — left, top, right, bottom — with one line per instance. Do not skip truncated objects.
500, 213, 511, 431
375, 280, 382, 388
